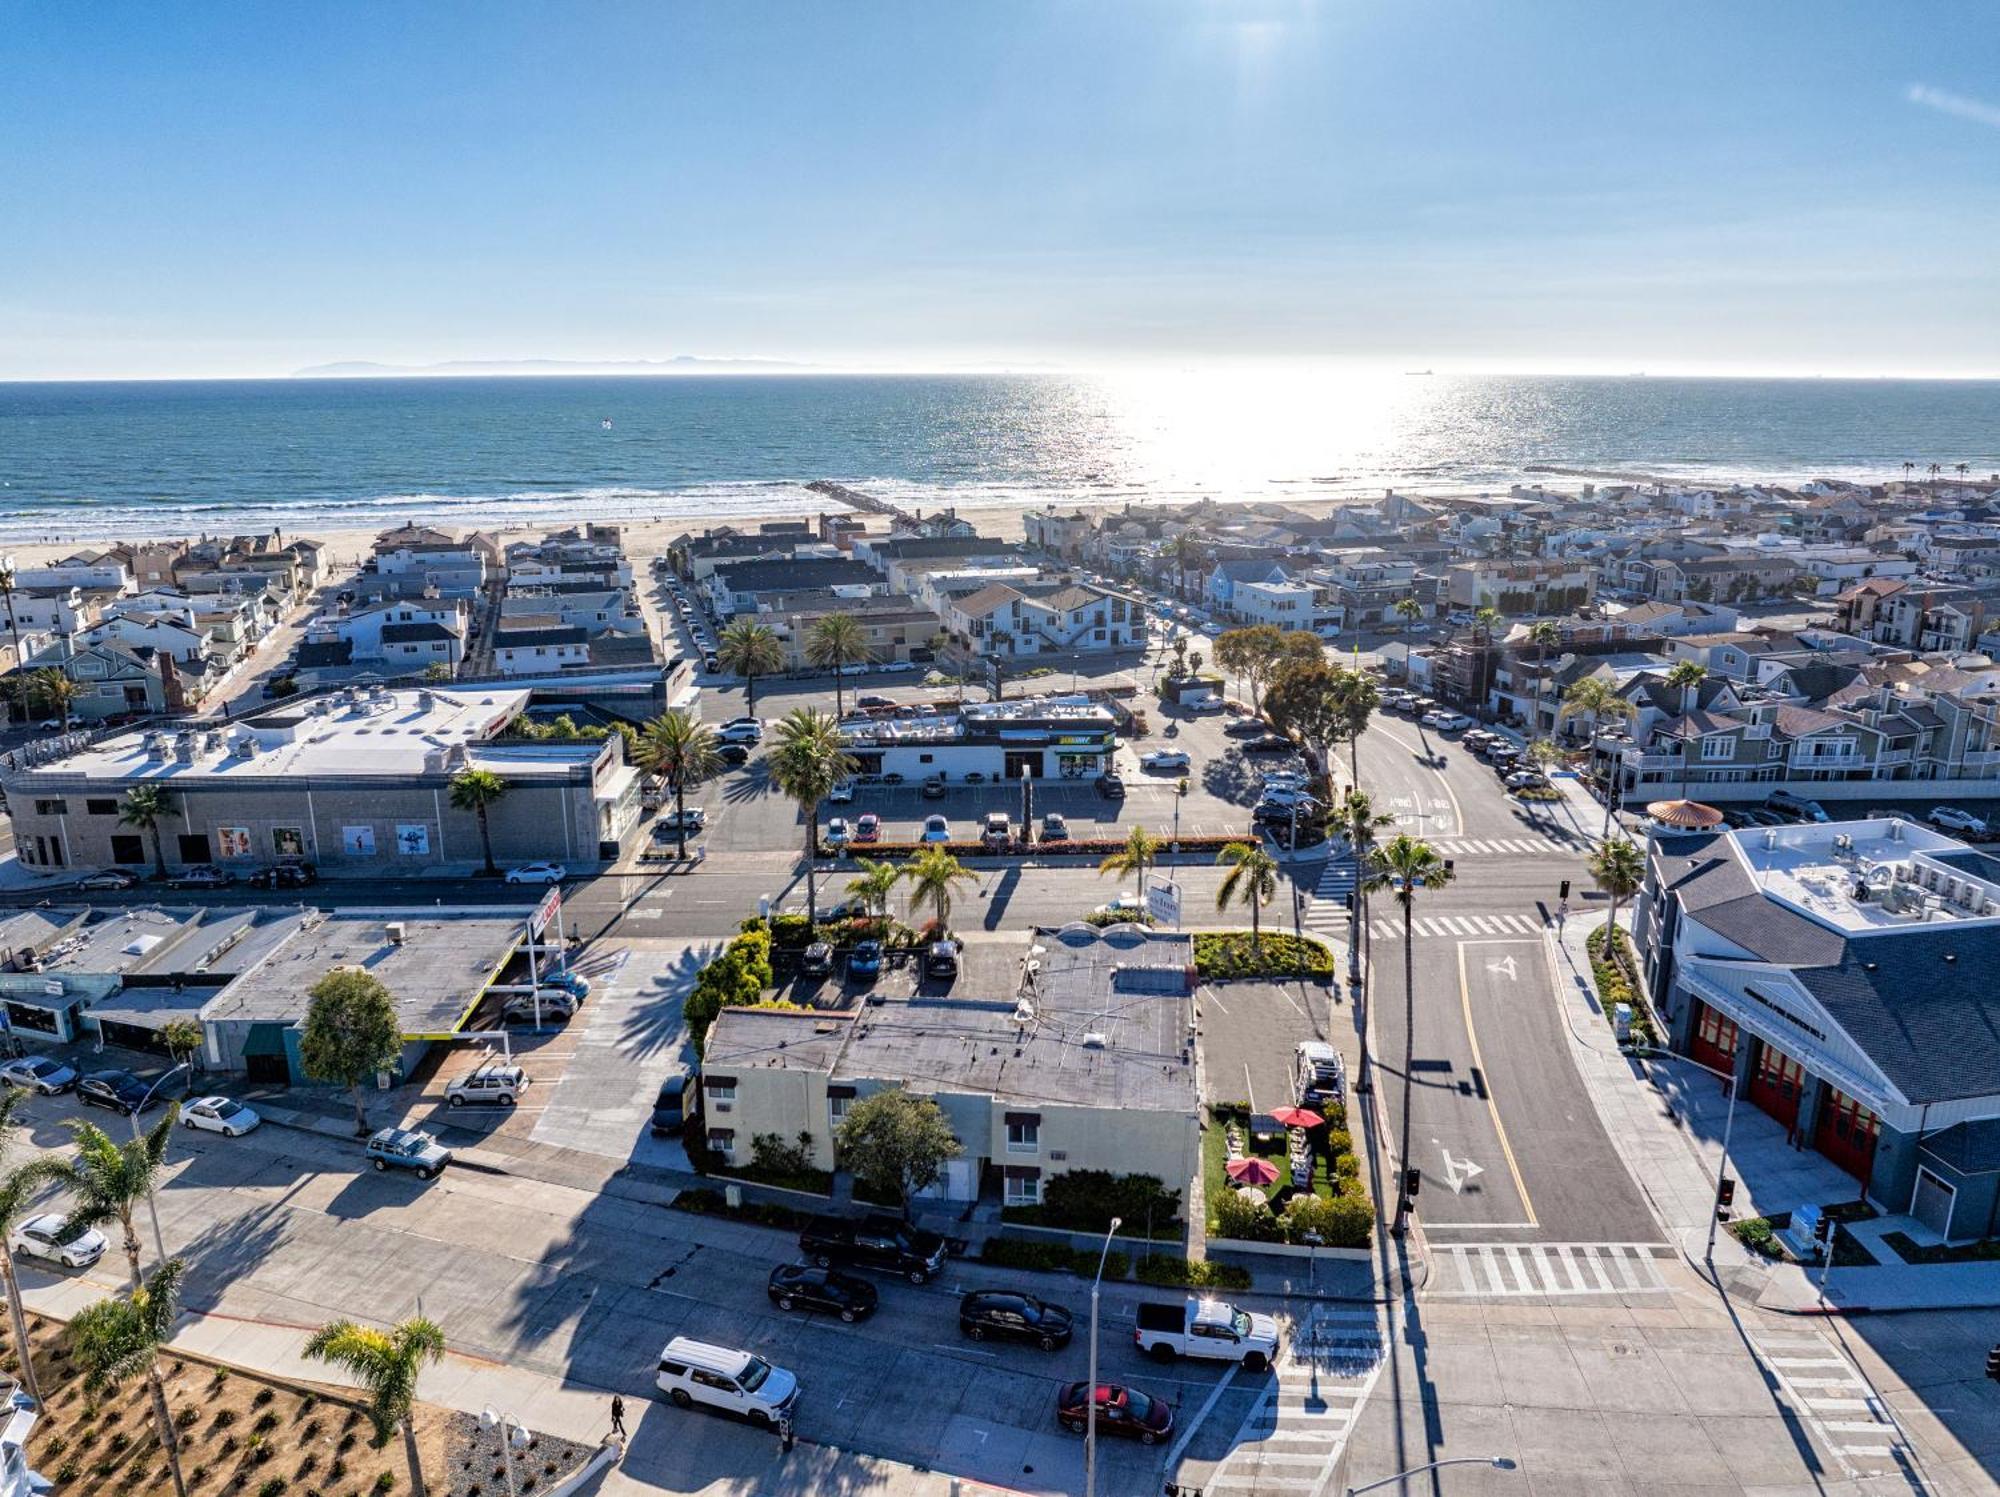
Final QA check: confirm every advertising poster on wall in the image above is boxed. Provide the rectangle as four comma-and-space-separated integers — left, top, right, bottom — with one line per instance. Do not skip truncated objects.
341, 826, 376, 857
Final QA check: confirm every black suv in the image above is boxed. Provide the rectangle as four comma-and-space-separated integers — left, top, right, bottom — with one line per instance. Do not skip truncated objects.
767, 1263, 878, 1322
959, 1290, 1074, 1350
247, 863, 318, 890
77, 1070, 156, 1115
798, 1213, 949, 1284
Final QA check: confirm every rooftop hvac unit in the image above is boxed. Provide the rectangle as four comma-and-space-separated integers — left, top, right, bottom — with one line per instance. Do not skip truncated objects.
385, 922, 406, 945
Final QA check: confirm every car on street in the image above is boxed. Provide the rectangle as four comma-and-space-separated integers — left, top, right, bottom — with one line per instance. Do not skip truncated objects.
824, 817, 853, 848
367, 1127, 452, 1179
920, 776, 948, 799
1767, 790, 1830, 823
1140, 750, 1191, 772
1039, 812, 1069, 841
10, 1214, 108, 1270
847, 939, 884, 980
74, 868, 139, 892
655, 1337, 799, 1426
657, 807, 707, 832
1224, 717, 1271, 738
718, 717, 764, 743
1055, 1382, 1174, 1444
169, 864, 234, 890
1094, 892, 1146, 920
717, 742, 752, 767
1241, 734, 1294, 754
921, 814, 952, 843
1928, 805, 1988, 834
1134, 1296, 1279, 1368
245, 862, 318, 890
959, 1290, 1074, 1350
77, 1070, 156, 1114
798, 1213, 949, 1283
854, 813, 881, 843
0, 1056, 76, 1093
504, 862, 566, 885
800, 941, 835, 977
1506, 770, 1551, 791
855, 695, 895, 711
767, 1263, 878, 1322
650, 1069, 693, 1136
827, 779, 855, 804
182, 1096, 262, 1136
703, 654, 721, 674
1096, 771, 1126, 799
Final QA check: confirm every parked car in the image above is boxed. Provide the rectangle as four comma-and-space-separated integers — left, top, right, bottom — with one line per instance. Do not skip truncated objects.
1242, 734, 1294, 754
542, 970, 592, 999
1225, 718, 1271, 739
74, 868, 139, 892
981, 811, 1012, 847
847, 939, 884, 980
921, 815, 953, 844
1096, 772, 1126, 799
658, 807, 707, 832
703, 654, 721, 674
1055, 1382, 1174, 1444
921, 776, 948, 800
800, 941, 835, 978
824, 817, 853, 848
1506, 771, 1551, 791
77, 1070, 155, 1114
1768, 790, 1830, 823
446, 1064, 530, 1108
855, 694, 895, 711
1294, 1040, 1346, 1110
245, 862, 318, 890
1140, 750, 1191, 772
0, 1056, 76, 1094
1094, 893, 1146, 920
1039, 812, 1069, 841
650, 1069, 692, 1136
655, 1338, 799, 1426
169, 864, 234, 890
924, 940, 960, 980
827, 779, 855, 804
960, 1290, 1074, 1350
768, 1263, 878, 1322
182, 1096, 262, 1136
854, 813, 881, 843
502, 992, 576, 1024
504, 862, 566, 885
717, 742, 752, 767
366, 1127, 452, 1179
1253, 798, 1317, 825
798, 1214, 949, 1283
10, 1213, 107, 1270
1133, 1297, 1279, 1369
1927, 805, 1988, 835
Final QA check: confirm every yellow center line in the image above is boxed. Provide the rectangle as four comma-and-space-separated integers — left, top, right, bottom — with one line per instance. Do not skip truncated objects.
1457, 940, 1538, 1228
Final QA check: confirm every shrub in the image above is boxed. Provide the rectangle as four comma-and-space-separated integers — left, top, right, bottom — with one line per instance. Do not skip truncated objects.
1213, 1190, 1281, 1242
375, 1474, 397, 1493
174, 1406, 200, 1429
769, 913, 814, 948
1036, 1171, 1183, 1235
1133, 1256, 1252, 1290
212, 1409, 237, 1431
259, 1480, 290, 1497
1194, 931, 1334, 981
54, 1459, 80, 1485
1282, 1191, 1374, 1248
254, 1410, 280, 1434
979, 1237, 1129, 1279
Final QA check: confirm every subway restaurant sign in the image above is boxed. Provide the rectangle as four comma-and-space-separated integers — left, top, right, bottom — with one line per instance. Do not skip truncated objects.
530, 887, 563, 938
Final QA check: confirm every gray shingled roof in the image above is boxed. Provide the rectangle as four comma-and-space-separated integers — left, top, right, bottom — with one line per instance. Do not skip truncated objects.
1794, 929, 2000, 1105
1657, 833, 1848, 967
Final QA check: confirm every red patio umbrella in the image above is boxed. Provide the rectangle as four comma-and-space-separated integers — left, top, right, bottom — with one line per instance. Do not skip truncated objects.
1269, 1106, 1324, 1130
1226, 1157, 1282, 1187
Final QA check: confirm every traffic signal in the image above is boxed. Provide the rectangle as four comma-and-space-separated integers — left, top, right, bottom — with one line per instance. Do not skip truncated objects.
1403, 1167, 1423, 1199
1716, 1177, 1736, 1209
1559, 879, 1571, 901
1986, 1344, 2000, 1382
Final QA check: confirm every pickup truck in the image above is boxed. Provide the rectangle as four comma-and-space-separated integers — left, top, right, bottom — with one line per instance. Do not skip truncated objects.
798, 1213, 949, 1284
1134, 1297, 1280, 1370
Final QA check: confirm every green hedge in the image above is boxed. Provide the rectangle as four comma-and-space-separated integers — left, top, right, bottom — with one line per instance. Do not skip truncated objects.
980, 1237, 1131, 1280
1132, 1256, 1252, 1291
1195, 931, 1334, 981
1586, 924, 1656, 1045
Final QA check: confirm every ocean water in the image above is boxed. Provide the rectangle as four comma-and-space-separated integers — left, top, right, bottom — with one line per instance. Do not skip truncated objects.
1, 371, 1997, 543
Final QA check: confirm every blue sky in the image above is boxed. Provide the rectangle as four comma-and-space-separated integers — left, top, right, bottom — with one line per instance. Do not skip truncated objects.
4, 1, 1999, 378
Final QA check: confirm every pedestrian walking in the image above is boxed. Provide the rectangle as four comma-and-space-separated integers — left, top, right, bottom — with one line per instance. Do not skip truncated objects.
609, 1395, 626, 1437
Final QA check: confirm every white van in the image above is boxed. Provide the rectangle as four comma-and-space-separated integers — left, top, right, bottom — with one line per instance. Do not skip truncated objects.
656, 1337, 799, 1426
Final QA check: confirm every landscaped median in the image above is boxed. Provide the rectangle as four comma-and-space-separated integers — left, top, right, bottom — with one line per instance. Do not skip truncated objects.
1585, 921, 1657, 1045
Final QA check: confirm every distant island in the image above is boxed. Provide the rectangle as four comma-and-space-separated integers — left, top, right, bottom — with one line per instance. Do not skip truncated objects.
292, 355, 815, 377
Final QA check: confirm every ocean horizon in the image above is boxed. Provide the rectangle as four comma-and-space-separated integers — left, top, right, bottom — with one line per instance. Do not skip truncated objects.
2, 370, 1998, 544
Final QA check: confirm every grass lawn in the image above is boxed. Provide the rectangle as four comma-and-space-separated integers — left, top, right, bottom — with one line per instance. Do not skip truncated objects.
1202, 1104, 1346, 1230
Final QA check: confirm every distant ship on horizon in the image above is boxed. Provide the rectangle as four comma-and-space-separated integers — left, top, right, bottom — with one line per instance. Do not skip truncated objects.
1404, 369, 1433, 376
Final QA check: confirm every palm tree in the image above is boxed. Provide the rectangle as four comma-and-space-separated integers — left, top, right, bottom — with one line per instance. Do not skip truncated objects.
635, 710, 721, 858
1902, 460, 1915, 479
805, 613, 871, 718
846, 857, 903, 931
118, 785, 177, 881
1214, 841, 1279, 951
1559, 676, 1638, 837
1338, 788, 1394, 1092
70, 1259, 190, 1497
1590, 835, 1646, 945
1524, 619, 1562, 737
0, 1088, 44, 1404
767, 707, 857, 923
1330, 667, 1381, 787
901, 845, 975, 933
304, 1316, 448, 1497
1166, 533, 1206, 600
1957, 462, 1971, 480
32, 1110, 179, 1289
0, 565, 21, 679
448, 767, 509, 874
1392, 596, 1424, 633
1098, 824, 1162, 901
28, 667, 79, 730
1473, 605, 1502, 645
1663, 659, 1709, 800
718, 618, 785, 713
1361, 834, 1453, 1236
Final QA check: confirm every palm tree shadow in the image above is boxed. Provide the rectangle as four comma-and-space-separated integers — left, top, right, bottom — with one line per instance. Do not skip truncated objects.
721, 762, 775, 805
618, 943, 715, 1060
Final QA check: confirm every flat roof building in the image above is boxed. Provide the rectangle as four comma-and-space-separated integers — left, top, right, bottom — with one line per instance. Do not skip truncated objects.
838, 693, 1118, 784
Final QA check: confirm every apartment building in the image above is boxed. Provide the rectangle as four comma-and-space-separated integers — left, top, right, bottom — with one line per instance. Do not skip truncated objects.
839, 693, 1118, 783
1444, 558, 1596, 616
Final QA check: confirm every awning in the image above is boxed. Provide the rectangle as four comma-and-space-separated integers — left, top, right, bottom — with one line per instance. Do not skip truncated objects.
83, 988, 212, 1033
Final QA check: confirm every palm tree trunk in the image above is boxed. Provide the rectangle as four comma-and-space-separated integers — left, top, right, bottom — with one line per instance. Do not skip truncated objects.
1396, 895, 1416, 1236
745, 668, 758, 714
1249, 892, 1261, 952
400, 1415, 429, 1497
804, 812, 819, 923
477, 806, 496, 874
121, 1214, 143, 1292
1349, 726, 1361, 790
0, 1254, 40, 1404
1604, 888, 1621, 946
149, 1363, 189, 1497
833, 670, 843, 721
674, 780, 689, 860
151, 827, 167, 881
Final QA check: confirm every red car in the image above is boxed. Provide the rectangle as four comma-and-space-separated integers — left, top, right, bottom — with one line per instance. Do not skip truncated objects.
1056, 1382, 1174, 1445
855, 813, 882, 843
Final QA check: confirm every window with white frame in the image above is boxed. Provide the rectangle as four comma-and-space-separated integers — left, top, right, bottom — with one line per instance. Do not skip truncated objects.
1005, 1114, 1040, 1153
1004, 1169, 1040, 1205
1701, 736, 1734, 761
828, 1088, 853, 1126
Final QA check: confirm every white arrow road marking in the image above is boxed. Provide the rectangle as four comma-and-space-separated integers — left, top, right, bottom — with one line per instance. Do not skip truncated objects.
1484, 954, 1518, 980
1434, 1140, 1486, 1195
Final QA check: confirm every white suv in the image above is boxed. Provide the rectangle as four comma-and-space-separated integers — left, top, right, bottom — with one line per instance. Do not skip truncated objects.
656, 1337, 799, 1427
446, 1064, 530, 1109
1927, 805, 1988, 835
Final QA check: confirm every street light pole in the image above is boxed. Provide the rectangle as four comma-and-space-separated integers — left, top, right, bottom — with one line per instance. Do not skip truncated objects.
132, 1061, 190, 1271
1084, 1216, 1123, 1497
480, 1409, 527, 1497
1347, 1455, 1517, 1495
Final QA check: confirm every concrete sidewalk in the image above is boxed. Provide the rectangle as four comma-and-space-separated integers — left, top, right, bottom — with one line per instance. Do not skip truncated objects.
1754, 1255, 2000, 1314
